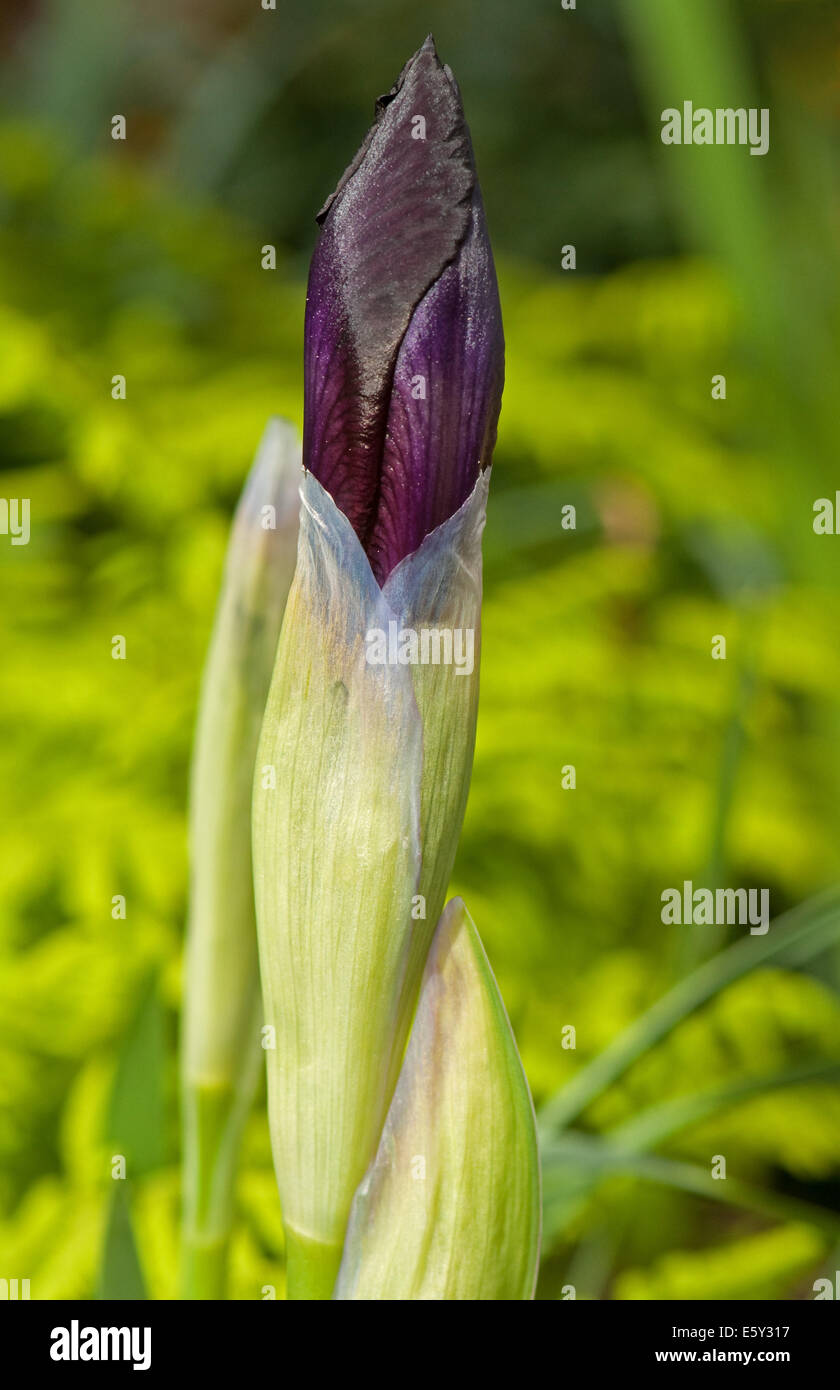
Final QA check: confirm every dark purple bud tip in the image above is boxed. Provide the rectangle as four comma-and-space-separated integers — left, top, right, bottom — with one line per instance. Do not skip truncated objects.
303, 34, 504, 585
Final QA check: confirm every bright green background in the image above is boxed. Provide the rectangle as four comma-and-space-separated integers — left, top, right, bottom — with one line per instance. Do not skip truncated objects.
1, 0, 840, 1299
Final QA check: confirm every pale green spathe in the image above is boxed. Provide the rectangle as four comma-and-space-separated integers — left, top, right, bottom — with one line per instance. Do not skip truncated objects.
334, 898, 541, 1300
183, 417, 301, 1092
383, 469, 489, 1015
181, 417, 301, 1294
252, 470, 488, 1264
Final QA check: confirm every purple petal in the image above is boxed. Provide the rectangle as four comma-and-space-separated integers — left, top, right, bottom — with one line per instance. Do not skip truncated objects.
303, 36, 503, 583
367, 189, 502, 580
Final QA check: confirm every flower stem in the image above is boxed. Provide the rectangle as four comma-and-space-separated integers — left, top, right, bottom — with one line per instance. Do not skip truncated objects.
180, 1234, 229, 1301
284, 1225, 344, 1300
179, 1081, 247, 1300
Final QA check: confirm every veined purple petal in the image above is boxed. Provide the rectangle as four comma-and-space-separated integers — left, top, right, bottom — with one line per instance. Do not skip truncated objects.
368, 189, 502, 579
303, 35, 503, 585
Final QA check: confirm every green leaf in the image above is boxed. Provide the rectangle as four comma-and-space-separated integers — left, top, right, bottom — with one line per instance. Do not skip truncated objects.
97, 1184, 147, 1301
107, 977, 166, 1176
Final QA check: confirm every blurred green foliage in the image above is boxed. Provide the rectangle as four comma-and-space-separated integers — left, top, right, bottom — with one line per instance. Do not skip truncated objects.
1, 0, 840, 1300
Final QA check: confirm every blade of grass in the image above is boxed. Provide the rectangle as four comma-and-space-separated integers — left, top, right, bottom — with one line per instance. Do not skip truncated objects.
542, 1134, 840, 1244
540, 886, 840, 1134
607, 1060, 840, 1154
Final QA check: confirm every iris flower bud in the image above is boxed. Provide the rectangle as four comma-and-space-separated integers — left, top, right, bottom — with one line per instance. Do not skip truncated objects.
181, 419, 301, 1299
303, 32, 503, 583
253, 37, 509, 1299
335, 899, 541, 1301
